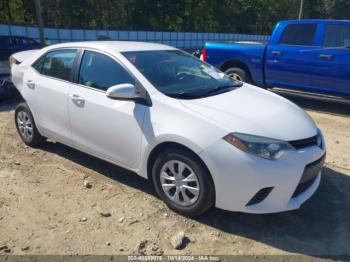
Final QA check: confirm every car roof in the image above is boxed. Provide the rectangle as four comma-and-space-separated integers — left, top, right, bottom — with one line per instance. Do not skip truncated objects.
45, 41, 177, 52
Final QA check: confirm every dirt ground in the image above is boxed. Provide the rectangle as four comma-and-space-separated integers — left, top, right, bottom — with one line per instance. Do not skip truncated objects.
0, 95, 349, 259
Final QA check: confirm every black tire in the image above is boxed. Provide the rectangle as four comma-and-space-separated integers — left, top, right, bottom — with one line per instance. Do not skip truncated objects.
152, 148, 215, 216
15, 102, 45, 147
224, 67, 251, 83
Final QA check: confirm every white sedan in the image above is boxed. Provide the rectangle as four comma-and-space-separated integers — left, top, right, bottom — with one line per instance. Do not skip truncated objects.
10, 41, 326, 216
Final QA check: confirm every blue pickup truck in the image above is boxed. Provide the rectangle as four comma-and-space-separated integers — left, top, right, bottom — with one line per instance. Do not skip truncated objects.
202, 20, 350, 99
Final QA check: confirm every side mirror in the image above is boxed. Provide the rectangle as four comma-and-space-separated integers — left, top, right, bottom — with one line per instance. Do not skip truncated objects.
106, 83, 135, 100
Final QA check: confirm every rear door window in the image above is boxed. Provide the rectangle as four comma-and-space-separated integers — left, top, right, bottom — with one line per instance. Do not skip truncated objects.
279, 24, 317, 46
33, 49, 78, 81
323, 24, 350, 48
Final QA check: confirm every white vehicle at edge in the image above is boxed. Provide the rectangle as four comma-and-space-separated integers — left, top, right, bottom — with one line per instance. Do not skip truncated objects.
10, 41, 326, 216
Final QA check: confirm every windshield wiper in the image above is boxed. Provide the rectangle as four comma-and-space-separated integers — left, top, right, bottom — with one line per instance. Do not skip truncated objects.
167, 82, 243, 99
168, 92, 203, 99
201, 83, 243, 96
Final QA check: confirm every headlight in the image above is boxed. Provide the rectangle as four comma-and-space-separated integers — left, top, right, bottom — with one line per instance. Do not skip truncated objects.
223, 133, 294, 160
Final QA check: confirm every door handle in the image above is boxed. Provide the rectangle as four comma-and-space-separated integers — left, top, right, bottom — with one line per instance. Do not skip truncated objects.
26, 80, 35, 89
319, 54, 334, 60
71, 94, 85, 107
271, 50, 283, 56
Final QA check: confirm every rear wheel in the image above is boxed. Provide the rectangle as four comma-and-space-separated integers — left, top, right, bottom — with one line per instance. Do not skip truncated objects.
224, 67, 251, 83
152, 148, 215, 216
15, 102, 45, 147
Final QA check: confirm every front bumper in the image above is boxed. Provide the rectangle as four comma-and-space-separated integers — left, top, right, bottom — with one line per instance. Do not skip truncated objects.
199, 139, 326, 214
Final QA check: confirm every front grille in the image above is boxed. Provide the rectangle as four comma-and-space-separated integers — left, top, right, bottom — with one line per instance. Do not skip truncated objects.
246, 187, 273, 206
288, 135, 318, 150
292, 154, 326, 198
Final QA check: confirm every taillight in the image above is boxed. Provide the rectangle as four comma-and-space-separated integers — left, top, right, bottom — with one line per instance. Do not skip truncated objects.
9, 56, 19, 68
200, 49, 207, 62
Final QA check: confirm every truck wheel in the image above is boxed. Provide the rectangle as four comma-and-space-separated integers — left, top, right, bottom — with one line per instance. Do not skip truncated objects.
15, 102, 45, 147
224, 67, 251, 83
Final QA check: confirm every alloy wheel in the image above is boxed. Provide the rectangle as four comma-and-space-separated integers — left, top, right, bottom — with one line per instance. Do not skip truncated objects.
160, 160, 200, 206
17, 111, 33, 141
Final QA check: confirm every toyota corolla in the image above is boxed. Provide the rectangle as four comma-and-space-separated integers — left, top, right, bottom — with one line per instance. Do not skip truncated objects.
10, 41, 326, 216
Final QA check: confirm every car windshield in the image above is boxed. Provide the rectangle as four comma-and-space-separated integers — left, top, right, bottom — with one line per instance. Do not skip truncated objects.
122, 50, 242, 99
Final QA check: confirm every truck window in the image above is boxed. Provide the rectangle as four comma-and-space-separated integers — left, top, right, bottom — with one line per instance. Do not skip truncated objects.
324, 24, 350, 48
279, 24, 317, 46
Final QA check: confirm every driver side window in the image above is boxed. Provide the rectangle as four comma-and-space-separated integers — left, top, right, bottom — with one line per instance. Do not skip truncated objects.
78, 50, 134, 91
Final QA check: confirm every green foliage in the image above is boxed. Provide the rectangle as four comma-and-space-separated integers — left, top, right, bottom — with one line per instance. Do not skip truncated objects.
0, 0, 348, 34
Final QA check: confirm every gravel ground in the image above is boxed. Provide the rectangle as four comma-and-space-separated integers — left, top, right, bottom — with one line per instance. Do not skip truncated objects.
0, 95, 349, 259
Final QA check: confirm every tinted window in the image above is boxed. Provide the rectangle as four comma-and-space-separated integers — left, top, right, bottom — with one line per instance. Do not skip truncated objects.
34, 49, 77, 81
79, 50, 134, 91
324, 24, 350, 48
28, 39, 37, 45
12, 37, 24, 47
22, 38, 32, 45
279, 24, 317, 46
24, 37, 39, 46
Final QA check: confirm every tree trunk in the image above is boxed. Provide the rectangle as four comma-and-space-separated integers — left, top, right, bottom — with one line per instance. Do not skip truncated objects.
6, 0, 13, 24
34, 0, 45, 45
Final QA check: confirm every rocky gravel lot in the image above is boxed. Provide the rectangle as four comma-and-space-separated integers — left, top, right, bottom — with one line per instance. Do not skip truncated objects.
0, 95, 349, 259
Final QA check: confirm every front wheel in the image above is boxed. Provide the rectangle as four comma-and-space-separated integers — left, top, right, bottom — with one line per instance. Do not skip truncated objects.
152, 148, 215, 216
15, 102, 45, 147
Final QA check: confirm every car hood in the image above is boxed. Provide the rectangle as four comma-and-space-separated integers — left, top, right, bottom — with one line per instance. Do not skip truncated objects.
180, 84, 317, 141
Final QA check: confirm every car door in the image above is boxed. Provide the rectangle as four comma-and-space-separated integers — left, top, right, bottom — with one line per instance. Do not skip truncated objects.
23, 49, 78, 144
265, 23, 319, 91
308, 23, 350, 97
69, 49, 146, 169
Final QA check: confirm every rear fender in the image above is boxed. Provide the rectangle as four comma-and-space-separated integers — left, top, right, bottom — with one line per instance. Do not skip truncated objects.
10, 50, 41, 94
